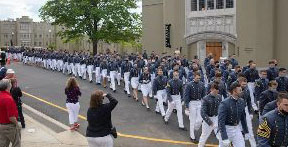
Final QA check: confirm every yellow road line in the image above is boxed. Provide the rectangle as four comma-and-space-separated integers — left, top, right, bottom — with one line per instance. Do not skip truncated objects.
22, 91, 218, 146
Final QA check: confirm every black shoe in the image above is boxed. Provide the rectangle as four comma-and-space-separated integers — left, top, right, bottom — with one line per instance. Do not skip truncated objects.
124, 90, 127, 94
138, 90, 141, 92
155, 111, 160, 115
163, 102, 168, 106
164, 119, 168, 125
146, 107, 150, 111
113, 90, 116, 93
179, 127, 187, 131
173, 109, 177, 113
190, 138, 198, 144
96, 83, 101, 85
128, 94, 131, 97
89, 81, 93, 83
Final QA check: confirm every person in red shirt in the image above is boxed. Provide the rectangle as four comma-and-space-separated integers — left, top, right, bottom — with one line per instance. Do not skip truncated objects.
0, 79, 21, 147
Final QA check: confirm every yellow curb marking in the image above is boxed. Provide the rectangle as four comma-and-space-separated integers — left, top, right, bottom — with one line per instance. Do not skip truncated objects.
23, 91, 218, 146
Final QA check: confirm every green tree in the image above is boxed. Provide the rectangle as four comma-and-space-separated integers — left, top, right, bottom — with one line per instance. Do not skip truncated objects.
39, 0, 142, 55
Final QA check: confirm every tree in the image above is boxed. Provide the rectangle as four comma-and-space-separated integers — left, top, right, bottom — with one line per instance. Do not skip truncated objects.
39, 0, 142, 55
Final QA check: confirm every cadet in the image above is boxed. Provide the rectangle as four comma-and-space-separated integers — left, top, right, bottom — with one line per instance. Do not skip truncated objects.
86, 56, 94, 83
259, 80, 278, 115
266, 60, 279, 81
254, 70, 269, 104
100, 59, 108, 88
262, 100, 277, 116
198, 82, 222, 147
184, 72, 205, 143
139, 66, 152, 109
257, 92, 288, 147
62, 54, 69, 74
244, 62, 260, 112
129, 63, 139, 101
94, 56, 101, 85
207, 72, 227, 100
275, 68, 288, 92
153, 67, 168, 118
164, 70, 186, 131
238, 77, 256, 147
108, 58, 119, 92
121, 58, 132, 97
80, 56, 87, 79
218, 82, 249, 147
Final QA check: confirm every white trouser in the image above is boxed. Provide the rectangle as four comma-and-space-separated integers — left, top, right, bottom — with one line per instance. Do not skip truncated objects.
248, 82, 258, 110
75, 63, 80, 76
198, 116, 223, 147
164, 95, 184, 128
124, 72, 130, 94
150, 73, 156, 97
225, 125, 245, 147
101, 69, 108, 78
87, 65, 94, 81
155, 89, 167, 116
52, 59, 57, 70
241, 107, 256, 147
117, 68, 121, 85
189, 100, 202, 139
43, 59, 47, 68
47, 59, 51, 68
77, 64, 82, 77
95, 67, 101, 83
109, 71, 117, 90
63, 62, 68, 73
67, 63, 72, 74
70, 63, 75, 75
66, 102, 80, 125
87, 135, 113, 147
141, 83, 151, 97
81, 64, 87, 79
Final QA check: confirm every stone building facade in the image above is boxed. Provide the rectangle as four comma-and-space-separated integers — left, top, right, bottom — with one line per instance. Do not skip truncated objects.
0, 16, 138, 54
142, 0, 288, 68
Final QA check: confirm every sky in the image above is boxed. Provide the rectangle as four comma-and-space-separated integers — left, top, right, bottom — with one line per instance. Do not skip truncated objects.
0, 0, 142, 22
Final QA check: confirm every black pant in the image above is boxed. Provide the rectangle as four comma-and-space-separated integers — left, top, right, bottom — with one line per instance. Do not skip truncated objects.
17, 105, 25, 128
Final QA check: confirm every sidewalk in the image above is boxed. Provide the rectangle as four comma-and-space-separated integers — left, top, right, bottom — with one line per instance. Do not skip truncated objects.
21, 114, 88, 147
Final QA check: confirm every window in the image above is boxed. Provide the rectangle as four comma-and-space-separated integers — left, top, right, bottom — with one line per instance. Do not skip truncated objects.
216, 0, 224, 9
199, 0, 205, 11
207, 0, 214, 10
226, 0, 234, 8
191, 0, 197, 11
23, 34, 26, 38
46, 42, 48, 46
34, 34, 37, 38
34, 42, 37, 46
39, 42, 42, 46
39, 34, 42, 38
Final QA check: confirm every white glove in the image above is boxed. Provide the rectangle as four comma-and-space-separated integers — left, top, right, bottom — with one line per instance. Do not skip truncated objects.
222, 139, 230, 147
184, 109, 190, 116
244, 134, 250, 140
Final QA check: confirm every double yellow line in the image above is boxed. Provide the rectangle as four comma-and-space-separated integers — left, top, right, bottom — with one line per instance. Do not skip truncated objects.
23, 91, 218, 146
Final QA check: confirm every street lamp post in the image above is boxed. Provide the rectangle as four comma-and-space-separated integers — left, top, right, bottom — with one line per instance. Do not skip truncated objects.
48, 29, 52, 48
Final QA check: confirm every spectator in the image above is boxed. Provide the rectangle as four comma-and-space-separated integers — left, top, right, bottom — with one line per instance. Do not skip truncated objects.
5, 69, 16, 79
65, 77, 81, 131
10, 78, 25, 128
0, 67, 7, 80
86, 90, 118, 147
0, 79, 21, 147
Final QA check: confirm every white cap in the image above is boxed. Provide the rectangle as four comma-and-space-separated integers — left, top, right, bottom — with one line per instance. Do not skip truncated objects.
6, 69, 15, 74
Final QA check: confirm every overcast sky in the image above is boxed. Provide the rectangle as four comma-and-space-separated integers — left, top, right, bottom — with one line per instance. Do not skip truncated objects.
0, 0, 142, 22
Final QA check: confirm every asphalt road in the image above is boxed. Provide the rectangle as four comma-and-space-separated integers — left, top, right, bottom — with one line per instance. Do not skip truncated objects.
9, 62, 259, 147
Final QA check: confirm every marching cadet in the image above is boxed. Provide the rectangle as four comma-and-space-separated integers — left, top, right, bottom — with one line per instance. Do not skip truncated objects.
218, 82, 249, 147
259, 80, 278, 115
153, 67, 168, 118
86, 56, 94, 83
242, 60, 254, 73
229, 54, 238, 69
184, 72, 206, 143
198, 82, 222, 147
275, 68, 288, 92
266, 60, 279, 81
164, 70, 186, 131
129, 63, 139, 101
244, 62, 260, 112
255, 70, 269, 104
226, 64, 238, 89
108, 58, 119, 93
73, 54, 81, 77
80, 56, 87, 79
121, 58, 132, 97
139, 66, 152, 109
207, 72, 227, 100
238, 77, 256, 147
262, 99, 277, 116
206, 59, 215, 82
62, 53, 68, 74
116, 56, 122, 86
100, 59, 108, 88
94, 56, 101, 85
68, 54, 74, 75
257, 92, 288, 147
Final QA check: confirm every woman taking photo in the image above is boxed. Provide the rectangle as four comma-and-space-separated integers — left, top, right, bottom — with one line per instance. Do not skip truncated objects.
86, 90, 118, 147
10, 78, 25, 128
65, 77, 81, 131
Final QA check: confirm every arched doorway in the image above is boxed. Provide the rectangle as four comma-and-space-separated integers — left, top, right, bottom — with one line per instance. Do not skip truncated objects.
206, 42, 222, 61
